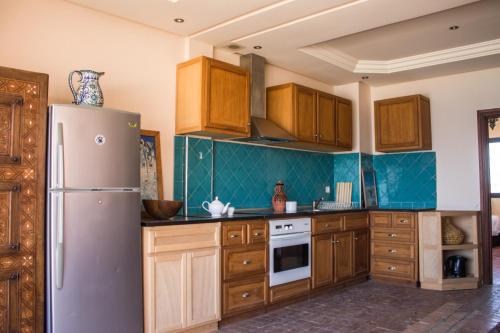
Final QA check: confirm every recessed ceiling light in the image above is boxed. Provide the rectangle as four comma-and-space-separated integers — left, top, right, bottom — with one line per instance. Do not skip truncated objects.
227, 44, 242, 50
253, 45, 262, 50
167, 0, 179, 2
449, 25, 459, 30
174, 18, 184, 23
362, 76, 369, 80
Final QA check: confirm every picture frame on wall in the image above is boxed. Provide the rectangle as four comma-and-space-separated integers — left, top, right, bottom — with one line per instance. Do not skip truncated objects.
140, 130, 163, 202
361, 168, 378, 208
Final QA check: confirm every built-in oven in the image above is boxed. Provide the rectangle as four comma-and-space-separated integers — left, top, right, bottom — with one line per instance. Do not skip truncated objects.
269, 218, 311, 287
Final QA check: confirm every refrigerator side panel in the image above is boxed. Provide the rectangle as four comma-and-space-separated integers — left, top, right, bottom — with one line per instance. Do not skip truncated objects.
49, 105, 140, 189
49, 191, 143, 333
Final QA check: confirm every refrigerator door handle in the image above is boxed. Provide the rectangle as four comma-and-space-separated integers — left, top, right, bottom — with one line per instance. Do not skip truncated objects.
55, 191, 64, 289
56, 122, 64, 189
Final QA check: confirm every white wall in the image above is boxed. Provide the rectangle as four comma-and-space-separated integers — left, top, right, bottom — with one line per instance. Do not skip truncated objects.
371, 67, 500, 210
358, 82, 372, 154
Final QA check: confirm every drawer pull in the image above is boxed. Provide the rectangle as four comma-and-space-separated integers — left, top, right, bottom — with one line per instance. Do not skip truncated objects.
242, 260, 252, 265
388, 249, 397, 254
399, 219, 409, 224
387, 266, 396, 271
325, 224, 330, 227
253, 232, 262, 237
230, 234, 240, 238
332, 240, 341, 244
241, 292, 250, 298
388, 233, 397, 238
354, 237, 358, 240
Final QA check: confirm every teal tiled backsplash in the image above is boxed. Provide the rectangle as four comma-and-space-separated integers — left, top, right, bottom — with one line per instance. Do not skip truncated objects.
174, 136, 437, 213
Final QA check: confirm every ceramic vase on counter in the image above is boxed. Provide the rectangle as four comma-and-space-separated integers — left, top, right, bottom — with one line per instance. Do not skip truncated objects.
272, 180, 287, 212
69, 70, 105, 106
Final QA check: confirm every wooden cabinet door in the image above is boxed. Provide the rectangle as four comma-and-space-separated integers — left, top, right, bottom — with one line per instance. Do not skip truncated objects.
187, 248, 220, 327
335, 97, 352, 148
353, 230, 369, 276
294, 86, 316, 143
147, 252, 187, 333
0, 182, 20, 255
312, 234, 333, 289
375, 96, 419, 149
333, 232, 353, 283
206, 60, 250, 135
317, 92, 335, 145
0, 271, 20, 333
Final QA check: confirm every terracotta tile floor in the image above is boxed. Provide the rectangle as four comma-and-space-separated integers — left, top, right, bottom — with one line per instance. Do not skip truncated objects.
218, 280, 500, 333
494, 246, 500, 285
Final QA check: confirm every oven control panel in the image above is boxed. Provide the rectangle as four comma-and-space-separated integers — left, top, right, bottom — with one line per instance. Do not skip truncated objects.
269, 218, 311, 235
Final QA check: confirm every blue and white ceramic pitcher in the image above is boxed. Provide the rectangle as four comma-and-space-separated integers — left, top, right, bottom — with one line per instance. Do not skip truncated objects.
68, 70, 104, 106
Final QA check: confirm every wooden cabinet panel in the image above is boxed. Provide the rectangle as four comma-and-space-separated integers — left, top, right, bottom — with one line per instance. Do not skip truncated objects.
312, 234, 333, 289
0, 271, 20, 333
207, 60, 250, 134
0, 67, 48, 333
335, 97, 352, 148
146, 223, 220, 254
269, 278, 310, 304
294, 86, 316, 143
313, 215, 343, 235
374, 94, 431, 152
317, 92, 335, 145
266, 84, 294, 134
372, 241, 415, 260
187, 248, 220, 327
176, 56, 250, 137
151, 252, 187, 332
333, 232, 353, 283
344, 213, 369, 231
371, 258, 415, 281
222, 223, 247, 247
247, 221, 267, 245
371, 228, 415, 243
223, 246, 266, 281
370, 213, 392, 228
392, 213, 415, 229
222, 276, 266, 315
353, 230, 369, 276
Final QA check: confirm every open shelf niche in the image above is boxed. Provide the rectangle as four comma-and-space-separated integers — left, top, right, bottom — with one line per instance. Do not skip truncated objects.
418, 211, 480, 290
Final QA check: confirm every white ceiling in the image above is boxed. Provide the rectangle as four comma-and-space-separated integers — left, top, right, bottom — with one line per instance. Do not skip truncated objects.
65, 0, 500, 86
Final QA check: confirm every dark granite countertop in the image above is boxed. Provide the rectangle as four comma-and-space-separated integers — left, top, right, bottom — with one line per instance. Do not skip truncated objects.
141, 207, 434, 227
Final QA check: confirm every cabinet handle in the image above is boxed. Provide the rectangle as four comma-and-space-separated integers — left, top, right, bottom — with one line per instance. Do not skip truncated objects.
387, 266, 396, 271
9, 272, 19, 280
354, 237, 358, 240
388, 233, 397, 238
11, 184, 20, 192
241, 292, 250, 298
399, 219, 409, 224
332, 240, 341, 244
325, 224, 330, 228
388, 249, 397, 254
243, 260, 252, 265
230, 234, 240, 238
253, 232, 262, 237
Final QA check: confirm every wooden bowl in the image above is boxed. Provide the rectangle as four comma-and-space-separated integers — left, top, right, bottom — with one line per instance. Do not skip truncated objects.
143, 200, 183, 219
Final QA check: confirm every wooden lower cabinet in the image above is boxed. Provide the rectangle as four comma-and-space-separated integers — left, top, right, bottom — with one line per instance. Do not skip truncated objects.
143, 224, 221, 333
269, 278, 310, 304
312, 213, 370, 290
222, 276, 267, 315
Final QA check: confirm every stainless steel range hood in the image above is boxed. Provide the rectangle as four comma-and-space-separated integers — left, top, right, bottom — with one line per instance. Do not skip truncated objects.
234, 53, 297, 143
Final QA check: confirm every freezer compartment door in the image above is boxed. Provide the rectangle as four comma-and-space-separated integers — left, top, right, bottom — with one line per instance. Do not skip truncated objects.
48, 191, 143, 333
48, 105, 140, 189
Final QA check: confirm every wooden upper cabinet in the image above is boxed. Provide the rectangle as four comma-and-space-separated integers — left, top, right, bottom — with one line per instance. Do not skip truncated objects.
335, 97, 353, 149
266, 83, 352, 150
374, 94, 431, 152
176, 56, 250, 137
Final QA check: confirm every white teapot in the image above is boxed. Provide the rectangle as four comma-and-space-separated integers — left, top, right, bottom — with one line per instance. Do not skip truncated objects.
202, 196, 231, 217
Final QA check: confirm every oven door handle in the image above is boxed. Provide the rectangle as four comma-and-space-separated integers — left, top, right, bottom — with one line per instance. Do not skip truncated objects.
270, 232, 311, 240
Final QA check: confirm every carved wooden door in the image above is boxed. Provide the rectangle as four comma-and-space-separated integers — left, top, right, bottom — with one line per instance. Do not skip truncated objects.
0, 67, 48, 333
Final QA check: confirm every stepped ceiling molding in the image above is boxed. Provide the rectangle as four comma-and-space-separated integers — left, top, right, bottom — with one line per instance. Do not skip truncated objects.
65, 0, 500, 86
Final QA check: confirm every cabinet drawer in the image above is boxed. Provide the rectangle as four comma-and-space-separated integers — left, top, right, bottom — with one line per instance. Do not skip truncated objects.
222, 223, 247, 247
222, 276, 266, 315
313, 215, 343, 235
370, 213, 392, 228
247, 221, 267, 245
371, 258, 415, 281
392, 213, 415, 229
223, 246, 266, 280
372, 241, 415, 260
344, 213, 369, 231
269, 278, 310, 304
371, 228, 415, 243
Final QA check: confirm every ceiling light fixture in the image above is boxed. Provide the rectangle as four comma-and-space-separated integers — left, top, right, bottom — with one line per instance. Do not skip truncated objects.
449, 25, 459, 30
253, 45, 262, 50
362, 76, 369, 80
174, 18, 184, 23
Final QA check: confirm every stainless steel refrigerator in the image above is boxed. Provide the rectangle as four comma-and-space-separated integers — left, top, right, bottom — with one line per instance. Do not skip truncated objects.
46, 104, 143, 333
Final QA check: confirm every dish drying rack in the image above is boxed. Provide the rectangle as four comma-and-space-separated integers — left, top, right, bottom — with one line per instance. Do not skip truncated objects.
317, 201, 360, 210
